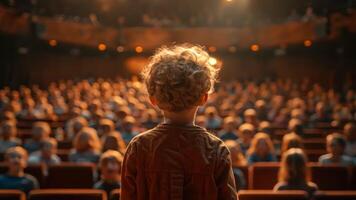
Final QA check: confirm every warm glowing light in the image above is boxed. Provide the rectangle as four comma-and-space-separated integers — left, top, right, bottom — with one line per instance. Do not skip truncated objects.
304, 40, 312, 47
135, 46, 143, 53
49, 39, 57, 47
208, 57, 217, 65
250, 44, 259, 52
98, 43, 107, 51
228, 46, 237, 53
208, 46, 217, 53
226, 0, 233, 2
116, 46, 125, 53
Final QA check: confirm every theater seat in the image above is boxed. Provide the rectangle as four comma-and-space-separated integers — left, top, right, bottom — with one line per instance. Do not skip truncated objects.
249, 162, 279, 189
314, 191, 356, 200
45, 163, 95, 188
234, 165, 249, 190
110, 189, 120, 200
309, 164, 350, 190
0, 190, 25, 200
238, 190, 308, 200
29, 189, 107, 200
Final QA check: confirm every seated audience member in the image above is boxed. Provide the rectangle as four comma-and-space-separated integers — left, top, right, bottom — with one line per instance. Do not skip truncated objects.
28, 138, 61, 165
121, 116, 139, 144
204, 106, 222, 130
24, 122, 51, 153
94, 150, 123, 195
0, 121, 21, 153
102, 133, 126, 154
344, 122, 356, 157
0, 147, 39, 193
247, 132, 277, 164
219, 116, 238, 141
69, 127, 101, 163
288, 118, 304, 136
309, 102, 331, 125
65, 116, 88, 140
281, 132, 303, 155
274, 148, 318, 198
244, 108, 259, 127
319, 133, 354, 166
225, 140, 247, 190
141, 109, 160, 129
237, 123, 255, 155
98, 118, 117, 138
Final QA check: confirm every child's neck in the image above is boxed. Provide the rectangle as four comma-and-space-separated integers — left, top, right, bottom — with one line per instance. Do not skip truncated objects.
163, 108, 197, 126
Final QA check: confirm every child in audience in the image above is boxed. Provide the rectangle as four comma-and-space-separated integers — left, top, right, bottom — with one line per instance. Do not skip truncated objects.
0, 147, 39, 193
344, 122, 356, 158
65, 116, 88, 140
281, 132, 303, 155
247, 132, 277, 164
237, 123, 255, 155
274, 148, 318, 197
121, 116, 139, 144
319, 133, 354, 166
94, 150, 123, 195
225, 140, 247, 190
0, 121, 21, 153
24, 122, 51, 153
28, 138, 61, 165
204, 106, 222, 130
69, 127, 101, 163
219, 116, 238, 141
102, 133, 126, 154
121, 45, 237, 199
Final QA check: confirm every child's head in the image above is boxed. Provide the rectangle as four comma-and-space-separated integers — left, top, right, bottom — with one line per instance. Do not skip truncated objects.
98, 119, 115, 136
102, 133, 122, 152
73, 127, 101, 153
225, 140, 247, 166
238, 123, 255, 144
5, 146, 28, 173
223, 116, 237, 132
281, 133, 303, 154
326, 133, 346, 157
288, 118, 304, 135
248, 132, 274, 157
0, 120, 17, 139
99, 150, 123, 182
244, 109, 257, 124
72, 117, 88, 134
40, 138, 57, 160
279, 148, 310, 184
142, 44, 219, 112
344, 122, 356, 141
32, 122, 51, 141
205, 106, 218, 118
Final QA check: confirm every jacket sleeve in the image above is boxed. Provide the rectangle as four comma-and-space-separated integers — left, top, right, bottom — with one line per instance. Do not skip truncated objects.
215, 144, 239, 200
121, 141, 138, 200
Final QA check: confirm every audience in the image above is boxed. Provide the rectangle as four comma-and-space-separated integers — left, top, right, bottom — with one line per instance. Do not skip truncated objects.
247, 132, 277, 164
28, 138, 61, 165
319, 133, 354, 166
24, 122, 51, 153
219, 116, 238, 141
281, 132, 303, 155
0, 147, 39, 194
344, 122, 356, 158
274, 148, 318, 198
69, 127, 101, 163
237, 123, 255, 155
0, 120, 21, 153
225, 140, 247, 190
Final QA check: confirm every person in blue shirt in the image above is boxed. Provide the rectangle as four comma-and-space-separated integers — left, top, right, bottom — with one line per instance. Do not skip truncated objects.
247, 132, 277, 164
219, 116, 238, 141
0, 146, 39, 194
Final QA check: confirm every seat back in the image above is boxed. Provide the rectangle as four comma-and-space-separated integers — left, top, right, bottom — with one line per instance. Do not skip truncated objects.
29, 189, 107, 200
46, 163, 95, 188
233, 165, 249, 190
238, 190, 308, 200
0, 190, 25, 200
249, 162, 280, 189
309, 164, 350, 190
314, 191, 356, 200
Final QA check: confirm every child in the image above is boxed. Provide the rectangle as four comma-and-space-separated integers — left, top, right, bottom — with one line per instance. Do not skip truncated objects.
102, 133, 126, 154
0, 147, 39, 193
0, 120, 21, 153
219, 116, 238, 141
28, 138, 61, 165
236, 123, 255, 155
24, 122, 51, 153
274, 148, 318, 198
94, 150, 123, 195
246, 132, 277, 164
69, 127, 101, 163
319, 133, 354, 166
121, 45, 237, 199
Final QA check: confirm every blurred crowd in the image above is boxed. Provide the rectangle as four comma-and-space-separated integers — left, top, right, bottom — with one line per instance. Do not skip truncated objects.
0, 77, 355, 194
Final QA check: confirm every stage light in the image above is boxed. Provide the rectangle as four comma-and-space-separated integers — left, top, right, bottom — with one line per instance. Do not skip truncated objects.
304, 40, 312, 47
98, 43, 107, 51
116, 46, 125, 53
208, 57, 217, 65
49, 39, 57, 47
228, 46, 237, 53
135, 46, 143, 53
226, 0, 233, 2
208, 46, 217, 53
250, 44, 259, 52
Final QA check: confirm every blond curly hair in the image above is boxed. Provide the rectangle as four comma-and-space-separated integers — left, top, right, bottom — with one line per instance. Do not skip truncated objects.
141, 44, 220, 112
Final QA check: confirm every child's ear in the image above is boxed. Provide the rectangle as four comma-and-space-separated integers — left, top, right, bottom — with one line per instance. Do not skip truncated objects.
197, 93, 208, 106
149, 96, 157, 106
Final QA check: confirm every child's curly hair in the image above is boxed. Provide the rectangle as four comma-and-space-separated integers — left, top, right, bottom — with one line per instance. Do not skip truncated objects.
141, 44, 220, 112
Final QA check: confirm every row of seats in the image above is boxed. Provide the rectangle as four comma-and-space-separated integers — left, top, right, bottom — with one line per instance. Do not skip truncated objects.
1, 162, 355, 190
236, 163, 356, 190
1, 189, 356, 200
